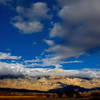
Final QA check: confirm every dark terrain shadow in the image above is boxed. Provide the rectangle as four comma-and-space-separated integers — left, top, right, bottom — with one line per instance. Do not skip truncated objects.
0, 83, 100, 93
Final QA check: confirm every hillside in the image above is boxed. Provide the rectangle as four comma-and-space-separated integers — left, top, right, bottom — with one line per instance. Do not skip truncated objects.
0, 75, 100, 91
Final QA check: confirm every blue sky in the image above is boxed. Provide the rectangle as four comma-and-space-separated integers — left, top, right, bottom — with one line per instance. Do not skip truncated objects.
0, 0, 100, 77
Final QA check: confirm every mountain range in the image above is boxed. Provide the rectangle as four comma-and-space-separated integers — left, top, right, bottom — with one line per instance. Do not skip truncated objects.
0, 75, 100, 91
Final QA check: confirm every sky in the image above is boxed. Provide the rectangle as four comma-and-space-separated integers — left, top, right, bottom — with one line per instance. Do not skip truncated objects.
0, 0, 100, 78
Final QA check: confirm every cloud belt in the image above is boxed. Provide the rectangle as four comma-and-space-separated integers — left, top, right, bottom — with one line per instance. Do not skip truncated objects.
0, 62, 100, 78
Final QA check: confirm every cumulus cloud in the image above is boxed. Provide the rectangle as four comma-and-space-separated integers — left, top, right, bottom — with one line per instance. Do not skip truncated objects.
0, 52, 21, 60
12, 2, 51, 34
0, 61, 99, 78
50, 0, 100, 59
16, 2, 51, 20
0, 62, 24, 76
13, 21, 43, 33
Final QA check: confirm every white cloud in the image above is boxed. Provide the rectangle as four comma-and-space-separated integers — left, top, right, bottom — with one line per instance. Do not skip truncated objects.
29, 2, 51, 19
16, 2, 51, 20
24, 56, 63, 69
24, 55, 82, 69
12, 2, 51, 34
0, 62, 24, 76
0, 61, 99, 78
75, 68, 100, 78
44, 39, 55, 46
13, 21, 43, 33
24, 59, 40, 63
0, 52, 21, 60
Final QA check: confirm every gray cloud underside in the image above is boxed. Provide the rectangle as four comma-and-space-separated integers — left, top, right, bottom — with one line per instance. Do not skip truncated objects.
50, 0, 100, 59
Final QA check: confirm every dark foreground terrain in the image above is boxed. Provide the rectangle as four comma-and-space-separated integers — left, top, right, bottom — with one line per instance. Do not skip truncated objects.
0, 86, 100, 100
0, 76, 100, 100
0, 97, 89, 100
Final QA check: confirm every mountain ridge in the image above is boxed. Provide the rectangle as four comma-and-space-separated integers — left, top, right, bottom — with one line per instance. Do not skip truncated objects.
0, 75, 100, 91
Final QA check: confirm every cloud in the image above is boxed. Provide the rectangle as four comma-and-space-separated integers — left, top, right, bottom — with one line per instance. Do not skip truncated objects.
16, 2, 51, 20
24, 59, 41, 63
24, 56, 63, 69
49, 0, 100, 59
0, 52, 21, 60
13, 21, 43, 33
12, 2, 51, 34
0, 61, 99, 78
46, 44, 84, 59
75, 68, 100, 78
44, 39, 55, 46
26, 68, 100, 78
0, 62, 24, 76
24, 55, 82, 69
50, 23, 67, 38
